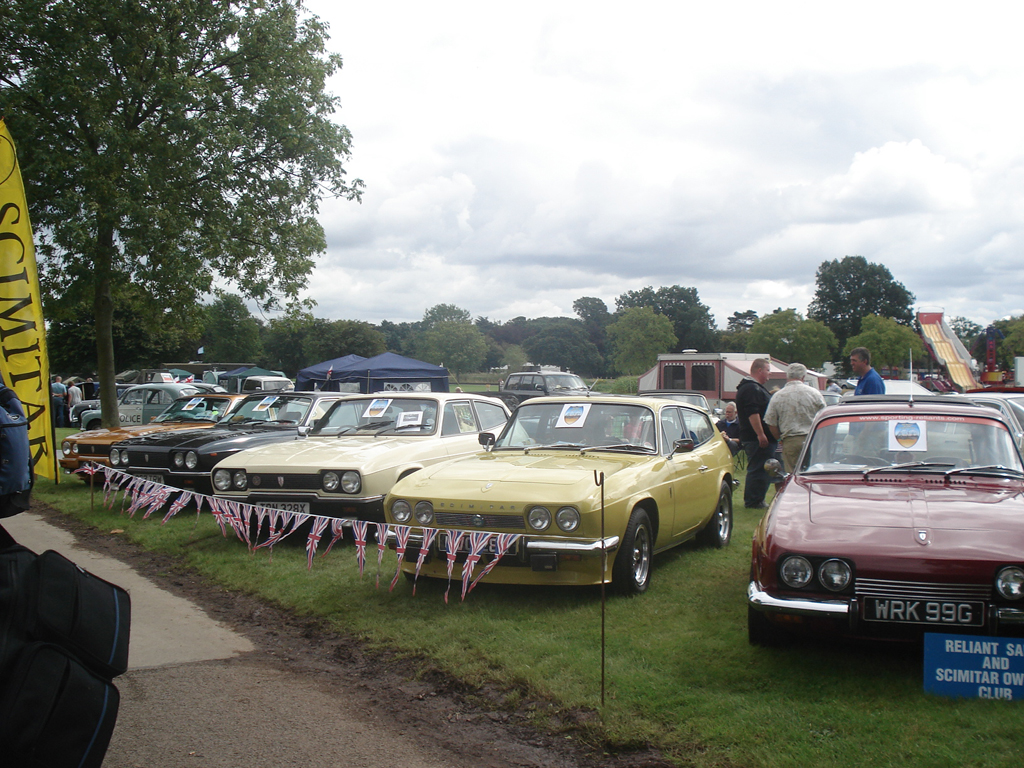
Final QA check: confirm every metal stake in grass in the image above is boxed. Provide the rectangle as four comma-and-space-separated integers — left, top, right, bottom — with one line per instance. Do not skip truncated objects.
595, 469, 606, 709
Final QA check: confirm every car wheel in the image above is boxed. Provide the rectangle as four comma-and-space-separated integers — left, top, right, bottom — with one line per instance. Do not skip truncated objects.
613, 508, 653, 595
747, 605, 787, 647
84, 419, 99, 431
697, 482, 733, 548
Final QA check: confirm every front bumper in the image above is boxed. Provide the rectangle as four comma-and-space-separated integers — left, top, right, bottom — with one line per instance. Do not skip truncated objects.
748, 582, 1024, 634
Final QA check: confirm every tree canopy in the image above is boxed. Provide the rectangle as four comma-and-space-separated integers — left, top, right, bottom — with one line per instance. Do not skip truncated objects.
745, 309, 837, 370
808, 256, 914, 367
1, 0, 361, 423
615, 285, 717, 352
606, 307, 677, 376
842, 314, 925, 374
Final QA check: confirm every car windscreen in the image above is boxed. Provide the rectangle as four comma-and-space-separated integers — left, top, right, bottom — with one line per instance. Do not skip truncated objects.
153, 396, 233, 423
545, 374, 587, 391
495, 401, 656, 451
801, 413, 1024, 475
310, 397, 439, 436
222, 395, 312, 424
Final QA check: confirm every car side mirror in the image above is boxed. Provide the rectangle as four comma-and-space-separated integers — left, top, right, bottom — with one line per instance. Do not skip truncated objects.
478, 432, 496, 451
764, 458, 786, 478
672, 437, 695, 454
297, 425, 311, 437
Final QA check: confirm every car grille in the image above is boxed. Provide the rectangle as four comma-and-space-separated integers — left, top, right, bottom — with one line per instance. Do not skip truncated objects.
433, 512, 525, 530
247, 473, 322, 491
855, 578, 991, 601
79, 444, 111, 456
127, 450, 170, 469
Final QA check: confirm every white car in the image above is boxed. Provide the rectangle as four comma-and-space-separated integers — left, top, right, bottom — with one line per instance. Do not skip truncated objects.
211, 392, 510, 522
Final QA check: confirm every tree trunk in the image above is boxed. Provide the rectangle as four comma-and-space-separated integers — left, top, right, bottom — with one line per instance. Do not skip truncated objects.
94, 219, 118, 429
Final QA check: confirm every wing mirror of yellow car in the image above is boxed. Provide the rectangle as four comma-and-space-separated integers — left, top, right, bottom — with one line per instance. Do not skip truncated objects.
478, 432, 496, 451
672, 437, 695, 454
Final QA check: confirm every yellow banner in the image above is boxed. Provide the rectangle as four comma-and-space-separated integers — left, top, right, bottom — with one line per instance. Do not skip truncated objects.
0, 118, 56, 481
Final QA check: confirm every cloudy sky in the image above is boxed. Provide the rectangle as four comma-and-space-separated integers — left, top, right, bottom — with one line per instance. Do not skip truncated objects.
297, 0, 1024, 331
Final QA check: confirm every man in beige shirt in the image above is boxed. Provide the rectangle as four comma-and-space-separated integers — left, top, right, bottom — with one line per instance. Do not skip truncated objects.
764, 362, 826, 471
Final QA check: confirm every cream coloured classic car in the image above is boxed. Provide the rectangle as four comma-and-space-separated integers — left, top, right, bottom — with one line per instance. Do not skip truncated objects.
210, 392, 510, 521
383, 395, 736, 594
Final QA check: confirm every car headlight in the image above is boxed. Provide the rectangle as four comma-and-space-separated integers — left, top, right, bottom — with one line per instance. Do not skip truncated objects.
119, 449, 130, 466
173, 452, 185, 469
109, 450, 120, 466
527, 505, 551, 531
996, 566, 1024, 600
555, 506, 580, 532
322, 471, 340, 492
61, 440, 72, 455
779, 555, 814, 589
341, 471, 360, 494
185, 451, 198, 470
232, 470, 247, 490
212, 469, 232, 491
818, 559, 852, 592
414, 501, 434, 525
391, 499, 412, 523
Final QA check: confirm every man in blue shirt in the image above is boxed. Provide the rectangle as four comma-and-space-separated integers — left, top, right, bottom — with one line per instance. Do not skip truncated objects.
850, 347, 885, 395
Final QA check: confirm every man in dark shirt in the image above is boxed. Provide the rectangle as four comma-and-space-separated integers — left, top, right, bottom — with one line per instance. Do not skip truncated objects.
736, 358, 776, 509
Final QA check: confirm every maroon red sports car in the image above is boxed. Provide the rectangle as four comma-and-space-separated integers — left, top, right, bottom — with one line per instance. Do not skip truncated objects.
748, 395, 1024, 644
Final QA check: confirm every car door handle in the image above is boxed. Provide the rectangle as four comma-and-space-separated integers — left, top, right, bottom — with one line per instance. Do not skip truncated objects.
698, 464, 709, 473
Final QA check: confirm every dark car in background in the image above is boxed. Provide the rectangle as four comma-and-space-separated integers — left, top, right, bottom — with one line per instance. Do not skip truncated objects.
496, 371, 590, 408
748, 395, 1024, 645
109, 391, 348, 494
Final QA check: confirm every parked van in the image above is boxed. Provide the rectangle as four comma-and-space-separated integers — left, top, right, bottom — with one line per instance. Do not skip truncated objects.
241, 375, 294, 393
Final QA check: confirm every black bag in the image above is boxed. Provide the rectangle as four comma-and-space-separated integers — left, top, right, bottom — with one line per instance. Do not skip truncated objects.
0, 642, 120, 768
0, 526, 131, 767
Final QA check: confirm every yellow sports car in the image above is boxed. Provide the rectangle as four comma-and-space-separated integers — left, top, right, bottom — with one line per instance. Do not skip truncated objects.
384, 395, 736, 594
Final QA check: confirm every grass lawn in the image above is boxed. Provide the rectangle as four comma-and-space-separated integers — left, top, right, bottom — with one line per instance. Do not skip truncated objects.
31, 466, 1024, 768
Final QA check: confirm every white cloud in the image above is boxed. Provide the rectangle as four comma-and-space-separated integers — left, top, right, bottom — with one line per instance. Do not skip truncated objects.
294, 0, 1024, 331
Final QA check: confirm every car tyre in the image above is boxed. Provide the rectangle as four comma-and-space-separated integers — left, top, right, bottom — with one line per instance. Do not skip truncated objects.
83, 419, 100, 431
613, 508, 652, 595
697, 482, 733, 548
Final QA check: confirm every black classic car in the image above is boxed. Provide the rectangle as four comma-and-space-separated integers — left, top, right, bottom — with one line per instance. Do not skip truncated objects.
108, 391, 349, 494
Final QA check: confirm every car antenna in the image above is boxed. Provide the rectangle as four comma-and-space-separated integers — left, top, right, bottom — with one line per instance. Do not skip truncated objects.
908, 349, 915, 407
587, 379, 600, 398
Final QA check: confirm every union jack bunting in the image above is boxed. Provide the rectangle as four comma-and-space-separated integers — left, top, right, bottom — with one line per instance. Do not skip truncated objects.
461, 532, 493, 601
142, 486, 173, 520
163, 491, 193, 524
255, 508, 287, 551
412, 527, 438, 596
351, 520, 369, 575
73, 463, 101, 476
470, 533, 522, 592
374, 523, 390, 588
306, 516, 330, 570
322, 518, 346, 557
389, 525, 413, 592
208, 497, 230, 537
443, 530, 466, 605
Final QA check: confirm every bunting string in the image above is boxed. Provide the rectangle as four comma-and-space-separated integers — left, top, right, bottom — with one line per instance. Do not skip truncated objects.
75, 464, 535, 603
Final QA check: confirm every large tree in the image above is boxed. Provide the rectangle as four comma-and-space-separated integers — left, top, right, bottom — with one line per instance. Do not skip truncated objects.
521, 319, 603, 376
200, 294, 264, 364
745, 309, 837, 370
808, 256, 914, 367
605, 307, 677, 376
1, 0, 361, 426
615, 285, 717, 352
842, 314, 925, 375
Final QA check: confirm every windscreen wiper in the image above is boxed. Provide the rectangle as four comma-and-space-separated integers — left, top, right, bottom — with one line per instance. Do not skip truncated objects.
945, 465, 1024, 478
863, 461, 955, 476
